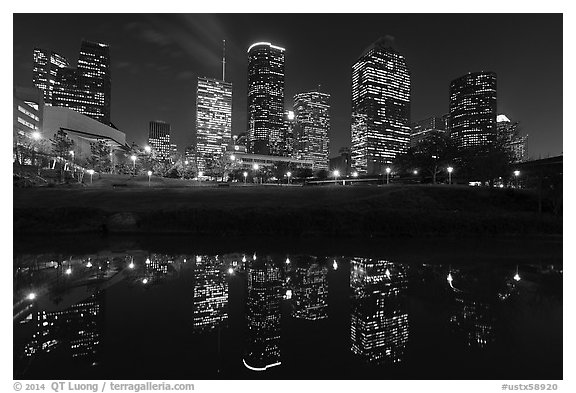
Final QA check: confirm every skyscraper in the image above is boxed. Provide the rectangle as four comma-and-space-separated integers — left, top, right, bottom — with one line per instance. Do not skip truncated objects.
148, 120, 171, 161
497, 114, 527, 163
32, 48, 70, 105
351, 37, 411, 175
410, 116, 447, 147
196, 77, 232, 174
293, 90, 331, 170
192, 255, 228, 332
247, 42, 285, 156
35, 41, 112, 125
449, 71, 497, 149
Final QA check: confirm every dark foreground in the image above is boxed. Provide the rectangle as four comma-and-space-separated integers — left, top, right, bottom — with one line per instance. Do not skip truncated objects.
13, 185, 561, 236
13, 236, 562, 380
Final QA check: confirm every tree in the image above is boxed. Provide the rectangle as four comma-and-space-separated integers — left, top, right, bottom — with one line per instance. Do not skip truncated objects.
394, 132, 458, 183
50, 130, 75, 182
86, 140, 111, 175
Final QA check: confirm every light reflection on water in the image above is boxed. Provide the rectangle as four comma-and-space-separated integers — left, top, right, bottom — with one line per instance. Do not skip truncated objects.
13, 251, 562, 379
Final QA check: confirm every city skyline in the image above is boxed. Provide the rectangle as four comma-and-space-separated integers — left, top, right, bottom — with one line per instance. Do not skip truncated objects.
13, 14, 562, 159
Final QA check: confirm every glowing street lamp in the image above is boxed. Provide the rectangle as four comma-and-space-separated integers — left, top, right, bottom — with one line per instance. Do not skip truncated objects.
447, 166, 454, 185
31, 131, 41, 140
65, 267, 72, 275
286, 171, 292, 184
385, 167, 391, 184
333, 260, 338, 270
333, 169, 340, 184
27, 292, 36, 301
513, 170, 520, 188
413, 170, 418, 175
129, 261, 135, 269
184, 160, 189, 165
230, 154, 236, 161
352, 171, 358, 178
147, 170, 152, 187
87, 169, 95, 184
142, 278, 148, 284
514, 265, 521, 281
228, 267, 234, 275
253, 163, 259, 184
144, 145, 151, 153
130, 155, 137, 176
243, 171, 248, 183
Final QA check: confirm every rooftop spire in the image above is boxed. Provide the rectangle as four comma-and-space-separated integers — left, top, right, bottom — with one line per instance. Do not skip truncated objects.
222, 39, 226, 81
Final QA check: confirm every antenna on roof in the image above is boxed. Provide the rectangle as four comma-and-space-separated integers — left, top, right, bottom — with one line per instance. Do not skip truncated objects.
222, 39, 226, 81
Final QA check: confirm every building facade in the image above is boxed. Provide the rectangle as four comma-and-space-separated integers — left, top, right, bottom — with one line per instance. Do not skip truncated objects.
193, 255, 228, 332
32, 48, 70, 105
35, 41, 112, 126
13, 86, 44, 164
247, 42, 285, 156
449, 71, 497, 149
497, 114, 527, 163
351, 38, 411, 175
410, 116, 447, 147
196, 77, 233, 174
293, 91, 331, 170
148, 120, 171, 161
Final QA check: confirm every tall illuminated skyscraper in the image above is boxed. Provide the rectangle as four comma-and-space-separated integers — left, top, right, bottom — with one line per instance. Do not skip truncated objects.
32, 48, 70, 105
35, 40, 112, 125
192, 255, 228, 332
497, 114, 527, 163
351, 37, 411, 175
449, 71, 497, 149
148, 120, 171, 161
293, 90, 331, 170
196, 77, 232, 173
247, 42, 285, 156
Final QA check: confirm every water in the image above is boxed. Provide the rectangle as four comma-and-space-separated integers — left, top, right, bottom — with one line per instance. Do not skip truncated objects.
13, 238, 562, 380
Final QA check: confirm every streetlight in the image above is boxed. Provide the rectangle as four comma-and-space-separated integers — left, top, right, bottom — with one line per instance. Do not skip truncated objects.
87, 169, 94, 184
243, 171, 248, 183
27, 292, 36, 301
253, 163, 259, 184
513, 265, 521, 282
447, 166, 453, 185
147, 170, 152, 187
333, 169, 340, 185
385, 167, 391, 184
352, 171, 358, 178
130, 155, 137, 176
144, 145, 151, 153
184, 160, 189, 165
31, 131, 41, 140
413, 170, 418, 175
286, 171, 291, 185
513, 170, 520, 188
230, 154, 236, 161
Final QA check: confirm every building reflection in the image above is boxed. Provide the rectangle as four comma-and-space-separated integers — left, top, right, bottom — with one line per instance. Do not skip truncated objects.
244, 257, 283, 371
192, 255, 228, 331
23, 292, 103, 366
289, 256, 328, 321
350, 258, 409, 365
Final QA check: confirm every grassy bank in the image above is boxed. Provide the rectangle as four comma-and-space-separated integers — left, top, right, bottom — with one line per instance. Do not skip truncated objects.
13, 184, 562, 237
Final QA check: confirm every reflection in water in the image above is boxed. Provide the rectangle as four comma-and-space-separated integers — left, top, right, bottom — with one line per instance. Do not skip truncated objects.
244, 257, 283, 371
193, 255, 228, 331
24, 292, 102, 365
12, 249, 562, 379
350, 259, 409, 365
289, 257, 328, 321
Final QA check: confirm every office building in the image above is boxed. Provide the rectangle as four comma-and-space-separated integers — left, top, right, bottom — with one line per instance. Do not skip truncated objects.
449, 71, 497, 149
291, 259, 328, 321
13, 86, 44, 164
196, 77, 232, 173
148, 120, 171, 161
351, 37, 411, 175
350, 258, 409, 365
32, 48, 70, 105
34, 41, 112, 126
497, 114, 527, 163
410, 116, 447, 147
282, 110, 296, 157
247, 42, 285, 156
293, 90, 330, 170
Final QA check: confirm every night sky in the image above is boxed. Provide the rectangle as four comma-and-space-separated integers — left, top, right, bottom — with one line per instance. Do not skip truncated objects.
13, 13, 563, 159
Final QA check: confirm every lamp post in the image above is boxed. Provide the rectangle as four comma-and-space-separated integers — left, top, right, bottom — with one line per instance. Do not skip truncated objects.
333, 169, 340, 185
147, 170, 152, 187
253, 163, 259, 184
286, 171, 291, 185
385, 167, 391, 184
87, 169, 94, 184
513, 170, 520, 188
243, 171, 248, 184
352, 171, 358, 178
130, 155, 137, 177
447, 166, 453, 185
144, 145, 151, 154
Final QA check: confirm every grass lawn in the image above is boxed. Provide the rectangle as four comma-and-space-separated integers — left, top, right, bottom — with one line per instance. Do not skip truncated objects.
13, 184, 561, 236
